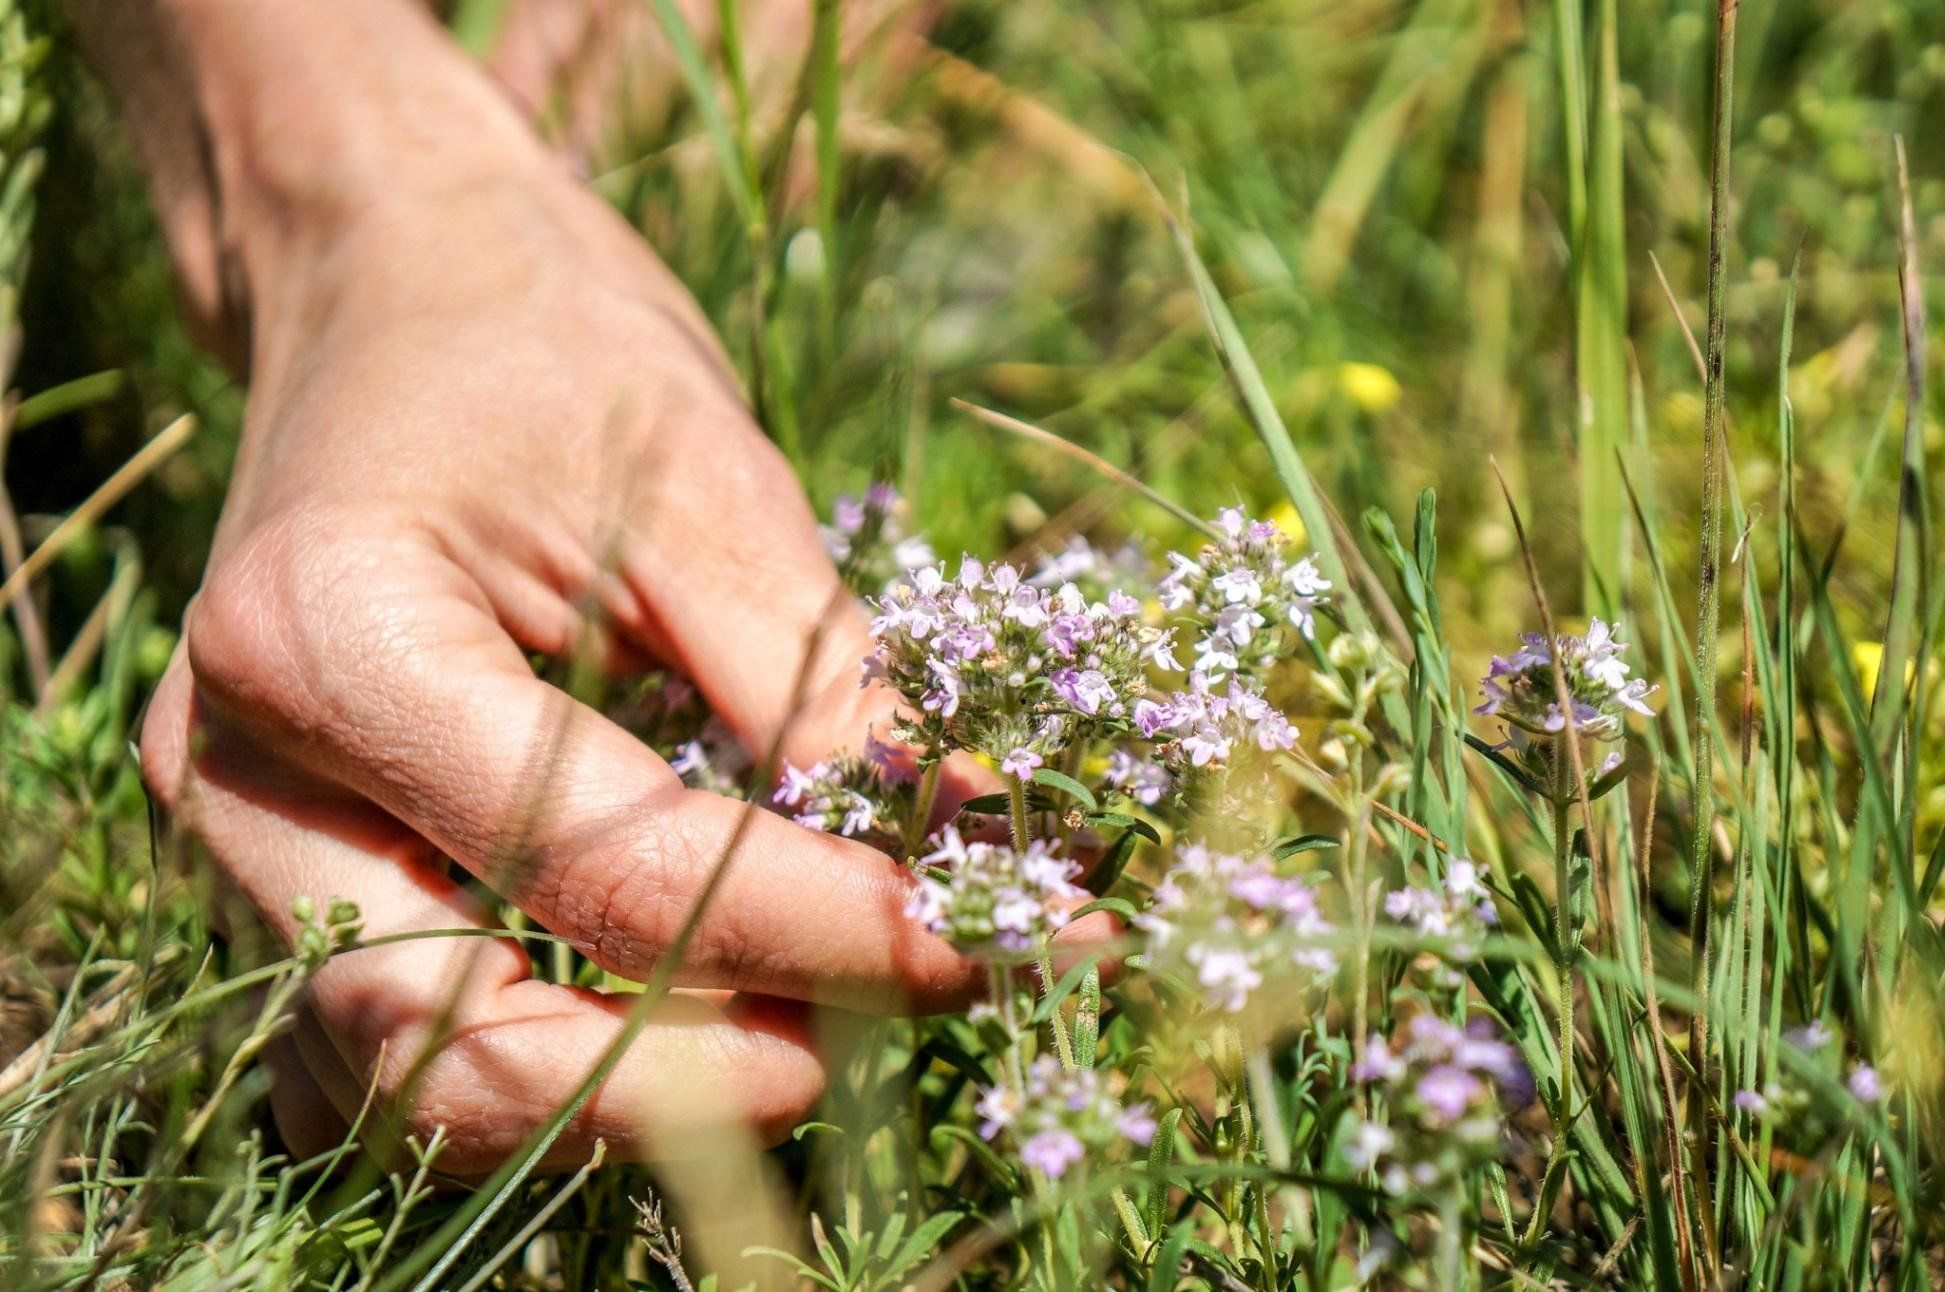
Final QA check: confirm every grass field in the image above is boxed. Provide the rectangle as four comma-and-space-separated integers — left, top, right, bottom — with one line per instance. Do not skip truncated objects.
3, 0, 1943, 1286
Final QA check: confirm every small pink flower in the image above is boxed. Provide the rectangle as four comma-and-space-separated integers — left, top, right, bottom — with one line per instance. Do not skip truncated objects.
1001, 747, 1044, 779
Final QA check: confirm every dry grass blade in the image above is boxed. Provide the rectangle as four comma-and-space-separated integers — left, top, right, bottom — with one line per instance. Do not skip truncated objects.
0, 414, 195, 617
1633, 758, 1699, 1291
1486, 457, 1607, 930
949, 398, 1220, 539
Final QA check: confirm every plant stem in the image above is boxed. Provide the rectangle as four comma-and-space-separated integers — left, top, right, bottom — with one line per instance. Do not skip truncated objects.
1009, 773, 1032, 849
1522, 782, 1577, 1247
1246, 1045, 1317, 1256
992, 963, 1028, 1100
1436, 1186, 1465, 1292
905, 753, 943, 859
1346, 760, 1373, 1075
1039, 950, 1078, 1072
1685, 0, 1738, 1261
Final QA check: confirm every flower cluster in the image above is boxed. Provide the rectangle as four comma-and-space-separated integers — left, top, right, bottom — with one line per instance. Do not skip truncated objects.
1104, 748, 1173, 807
1384, 857, 1497, 960
617, 675, 751, 796
1157, 507, 1331, 680
1733, 1020, 1887, 1121
1346, 1015, 1531, 1194
976, 1055, 1157, 1179
822, 483, 935, 594
1474, 618, 1656, 740
906, 828, 1087, 954
866, 558, 1176, 763
1136, 671, 1297, 773
1136, 842, 1337, 1012
772, 752, 910, 845
1032, 534, 1153, 602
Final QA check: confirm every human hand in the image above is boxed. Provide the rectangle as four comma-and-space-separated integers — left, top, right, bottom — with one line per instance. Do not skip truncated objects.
108, 0, 1020, 1175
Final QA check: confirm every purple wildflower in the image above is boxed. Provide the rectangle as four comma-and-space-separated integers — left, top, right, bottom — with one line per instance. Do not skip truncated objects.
1348, 1015, 1529, 1192
977, 1055, 1157, 1180
906, 828, 1086, 955
1474, 618, 1658, 740
1136, 842, 1337, 1013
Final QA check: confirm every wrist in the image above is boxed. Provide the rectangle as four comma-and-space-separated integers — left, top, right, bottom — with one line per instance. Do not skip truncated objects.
102, 0, 550, 357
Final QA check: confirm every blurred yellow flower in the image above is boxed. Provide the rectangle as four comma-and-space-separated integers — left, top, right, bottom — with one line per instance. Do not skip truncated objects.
1266, 499, 1308, 547
1337, 362, 1401, 413
1852, 640, 1920, 696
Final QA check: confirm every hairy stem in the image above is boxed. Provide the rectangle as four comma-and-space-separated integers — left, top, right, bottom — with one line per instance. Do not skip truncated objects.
905, 753, 943, 859
1009, 774, 1032, 849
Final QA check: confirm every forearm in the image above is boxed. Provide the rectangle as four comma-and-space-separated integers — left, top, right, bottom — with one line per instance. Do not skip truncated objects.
65, 0, 542, 365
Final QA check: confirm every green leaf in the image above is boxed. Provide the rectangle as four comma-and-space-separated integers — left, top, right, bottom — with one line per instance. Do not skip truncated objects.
1088, 811, 1162, 844
886, 1212, 967, 1279
910, 1037, 993, 1088
928, 1124, 1019, 1190
1272, 834, 1340, 859
790, 1121, 844, 1142
1143, 1107, 1184, 1237
1463, 732, 1548, 799
960, 791, 1057, 816
1075, 968, 1101, 1066
1074, 896, 1139, 923
1086, 827, 1144, 896
1030, 767, 1098, 811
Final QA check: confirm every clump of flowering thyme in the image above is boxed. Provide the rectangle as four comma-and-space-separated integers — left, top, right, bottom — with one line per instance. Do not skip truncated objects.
1135, 671, 1297, 775
1346, 1015, 1531, 1194
975, 1054, 1157, 1180
1385, 858, 1498, 961
1473, 618, 1656, 801
1158, 506, 1331, 680
906, 827, 1088, 956
866, 558, 1177, 765
1474, 617, 1656, 741
1135, 842, 1337, 1012
772, 751, 912, 846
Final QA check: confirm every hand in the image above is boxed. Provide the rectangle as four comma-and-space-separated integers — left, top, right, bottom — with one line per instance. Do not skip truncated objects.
110, 0, 991, 1176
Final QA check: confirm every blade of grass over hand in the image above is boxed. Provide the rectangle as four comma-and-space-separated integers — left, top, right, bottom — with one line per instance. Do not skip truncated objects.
949, 399, 1219, 539
644, 0, 761, 235
452, 1141, 606, 1292
384, 596, 847, 1292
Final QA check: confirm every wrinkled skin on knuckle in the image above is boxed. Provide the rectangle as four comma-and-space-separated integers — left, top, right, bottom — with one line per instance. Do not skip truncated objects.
137, 653, 195, 812
516, 787, 697, 981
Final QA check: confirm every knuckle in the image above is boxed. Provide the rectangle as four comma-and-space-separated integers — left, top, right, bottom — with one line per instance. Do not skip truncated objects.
183, 531, 300, 708
137, 654, 193, 810
183, 509, 432, 741
531, 803, 682, 979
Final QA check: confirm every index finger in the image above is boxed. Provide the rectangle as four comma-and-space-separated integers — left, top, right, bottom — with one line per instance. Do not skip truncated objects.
185, 520, 982, 1012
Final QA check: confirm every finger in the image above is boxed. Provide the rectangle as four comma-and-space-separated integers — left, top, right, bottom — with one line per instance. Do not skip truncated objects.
184, 520, 979, 1011
150, 689, 834, 1177
612, 416, 893, 770
262, 1025, 351, 1163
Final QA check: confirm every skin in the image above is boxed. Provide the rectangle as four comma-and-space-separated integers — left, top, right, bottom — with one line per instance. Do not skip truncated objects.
69, 0, 1093, 1177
